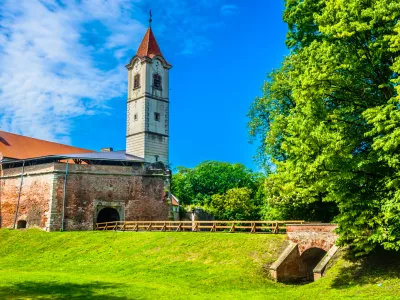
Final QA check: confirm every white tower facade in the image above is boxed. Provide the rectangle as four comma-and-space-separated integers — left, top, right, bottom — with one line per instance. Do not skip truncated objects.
126, 27, 172, 164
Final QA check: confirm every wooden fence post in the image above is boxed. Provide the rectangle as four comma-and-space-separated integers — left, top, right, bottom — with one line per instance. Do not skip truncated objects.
273, 223, 279, 234
251, 222, 256, 233
177, 223, 182, 232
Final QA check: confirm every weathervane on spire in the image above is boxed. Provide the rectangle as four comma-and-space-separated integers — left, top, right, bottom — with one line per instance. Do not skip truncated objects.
149, 10, 152, 28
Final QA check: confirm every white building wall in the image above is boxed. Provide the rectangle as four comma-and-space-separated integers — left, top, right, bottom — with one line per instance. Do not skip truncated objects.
145, 134, 169, 163
127, 99, 145, 136
147, 98, 168, 135
126, 134, 145, 158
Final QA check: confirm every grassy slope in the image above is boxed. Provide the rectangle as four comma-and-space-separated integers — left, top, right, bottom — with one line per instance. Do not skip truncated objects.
0, 229, 399, 300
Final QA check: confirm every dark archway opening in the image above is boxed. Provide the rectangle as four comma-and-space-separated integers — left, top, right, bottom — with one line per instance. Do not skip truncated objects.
300, 247, 327, 281
17, 220, 27, 229
97, 207, 120, 224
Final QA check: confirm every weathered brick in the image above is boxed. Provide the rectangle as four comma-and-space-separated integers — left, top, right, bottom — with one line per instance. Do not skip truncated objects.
286, 224, 338, 254
0, 162, 170, 231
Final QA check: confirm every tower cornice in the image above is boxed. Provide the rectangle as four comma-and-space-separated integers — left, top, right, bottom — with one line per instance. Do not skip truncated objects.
126, 55, 172, 70
127, 131, 169, 138
128, 94, 169, 104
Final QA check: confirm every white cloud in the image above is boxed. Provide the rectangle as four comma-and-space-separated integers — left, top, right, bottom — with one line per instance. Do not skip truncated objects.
0, 0, 145, 143
0, 0, 227, 144
221, 4, 240, 16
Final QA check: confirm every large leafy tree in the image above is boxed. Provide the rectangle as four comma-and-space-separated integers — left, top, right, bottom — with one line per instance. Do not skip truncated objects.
206, 188, 261, 220
171, 161, 259, 206
248, 0, 400, 255
171, 161, 266, 220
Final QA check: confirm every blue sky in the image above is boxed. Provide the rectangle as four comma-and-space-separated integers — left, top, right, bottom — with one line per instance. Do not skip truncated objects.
0, 0, 288, 170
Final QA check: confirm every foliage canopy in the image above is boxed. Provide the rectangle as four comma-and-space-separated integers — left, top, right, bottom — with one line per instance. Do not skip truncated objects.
248, 0, 400, 255
171, 161, 265, 220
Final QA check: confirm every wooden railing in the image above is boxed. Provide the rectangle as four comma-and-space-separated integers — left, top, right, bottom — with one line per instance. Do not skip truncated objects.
95, 220, 305, 234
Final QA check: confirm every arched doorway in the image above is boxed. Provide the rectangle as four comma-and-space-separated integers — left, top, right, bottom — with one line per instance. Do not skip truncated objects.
97, 207, 120, 224
300, 247, 327, 281
17, 220, 27, 229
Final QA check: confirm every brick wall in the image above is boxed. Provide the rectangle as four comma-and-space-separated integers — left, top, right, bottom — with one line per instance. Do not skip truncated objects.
286, 224, 338, 254
1, 162, 170, 231
0, 163, 55, 229
53, 171, 169, 231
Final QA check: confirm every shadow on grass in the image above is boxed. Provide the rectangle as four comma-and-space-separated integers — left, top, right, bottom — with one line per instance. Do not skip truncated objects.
331, 248, 400, 289
0, 281, 128, 299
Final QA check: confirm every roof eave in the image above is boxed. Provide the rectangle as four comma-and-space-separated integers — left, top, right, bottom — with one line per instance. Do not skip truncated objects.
126, 54, 172, 70
1, 154, 145, 165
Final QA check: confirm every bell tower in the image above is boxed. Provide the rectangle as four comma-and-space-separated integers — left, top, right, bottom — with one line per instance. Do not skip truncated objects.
125, 21, 172, 164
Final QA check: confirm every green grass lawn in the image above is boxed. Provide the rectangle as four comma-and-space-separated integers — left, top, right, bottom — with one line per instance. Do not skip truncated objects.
0, 229, 399, 299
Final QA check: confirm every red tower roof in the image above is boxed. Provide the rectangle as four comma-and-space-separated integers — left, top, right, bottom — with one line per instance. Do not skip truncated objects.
136, 27, 163, 59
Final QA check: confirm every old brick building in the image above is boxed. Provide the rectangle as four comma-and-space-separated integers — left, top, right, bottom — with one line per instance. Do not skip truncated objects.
0, 23, 173, 231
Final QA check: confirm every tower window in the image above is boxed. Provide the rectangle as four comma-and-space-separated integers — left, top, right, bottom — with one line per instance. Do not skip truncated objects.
134, 113, 138, 121
134, 74, 140, 89
154, 112, 160, 122
153, 74, 162, 90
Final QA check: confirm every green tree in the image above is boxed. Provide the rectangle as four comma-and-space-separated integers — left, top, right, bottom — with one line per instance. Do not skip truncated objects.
170, 166, 193, 205
171, 161, 258, 206
362, 19, 400, 250
206, 187, 260, 220
248, 0, 400, 255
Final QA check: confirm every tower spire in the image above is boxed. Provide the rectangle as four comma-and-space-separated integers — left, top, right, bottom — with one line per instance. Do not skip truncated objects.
136, 20, 164, 59
148, 10, 152, 28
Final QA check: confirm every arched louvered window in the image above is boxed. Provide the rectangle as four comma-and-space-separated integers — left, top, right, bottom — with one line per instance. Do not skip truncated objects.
134, 74, 140, 89
153, 74, 162, 90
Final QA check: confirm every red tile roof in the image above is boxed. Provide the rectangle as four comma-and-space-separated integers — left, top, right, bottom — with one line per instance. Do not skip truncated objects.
171, 194, 179, 206
0, 130, 93, 160
136, 27, 163, 59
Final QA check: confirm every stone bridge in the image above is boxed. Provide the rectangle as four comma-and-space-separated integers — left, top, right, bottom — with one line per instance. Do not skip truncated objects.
270, 224, 339, 282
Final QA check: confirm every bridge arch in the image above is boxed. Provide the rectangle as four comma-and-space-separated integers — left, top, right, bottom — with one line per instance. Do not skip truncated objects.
300, 247, 327, 281
270, 224, 338, 283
